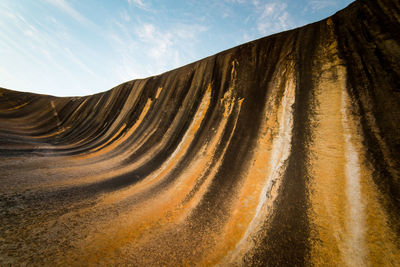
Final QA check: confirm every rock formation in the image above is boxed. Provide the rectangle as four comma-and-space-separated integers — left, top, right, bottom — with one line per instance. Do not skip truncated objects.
1, 0, 399, 265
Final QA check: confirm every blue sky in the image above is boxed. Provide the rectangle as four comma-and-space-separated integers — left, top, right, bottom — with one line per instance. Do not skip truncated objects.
0, 0, 354, 96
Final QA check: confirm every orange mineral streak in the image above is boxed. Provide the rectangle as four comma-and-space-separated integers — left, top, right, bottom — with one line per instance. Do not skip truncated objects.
103, 78, 239, 209
84, 82, 159, 155
74, 80, 247, 264
6, 101, 30, 111
309, 20, 400, 266
102, 83, 212, 204
309, 66, 349, 265
53, 79, 205, 187
89, 123, 127, 152
70, 84, 214, 261
308, 21, 349, 266
35, 126, 68, 138
181, 93, 243, 224
219, 66, 296, 264
74, 97, 153, 160
155, 86, 163, 99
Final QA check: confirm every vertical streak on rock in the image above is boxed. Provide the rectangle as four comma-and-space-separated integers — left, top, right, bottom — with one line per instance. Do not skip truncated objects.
50, 100, 62, 130
333, 0, 400, 238
307, 24, 348, 265
245, 26, 319, 266
341, 86, 367, 266
222, 69, 296, 265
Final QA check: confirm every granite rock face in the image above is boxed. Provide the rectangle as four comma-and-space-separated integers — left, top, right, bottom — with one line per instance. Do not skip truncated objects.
1, 0, 400, 265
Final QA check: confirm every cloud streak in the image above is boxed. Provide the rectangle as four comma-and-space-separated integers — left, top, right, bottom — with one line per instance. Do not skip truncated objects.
308, 0, 337, 12
44, 0, 90, 25
254, 1, 293, 36
127, 0, 151, 11
107, 15, 208, 82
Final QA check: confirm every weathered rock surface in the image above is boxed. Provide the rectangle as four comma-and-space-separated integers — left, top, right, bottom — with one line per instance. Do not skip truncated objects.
1, 0, 400, 265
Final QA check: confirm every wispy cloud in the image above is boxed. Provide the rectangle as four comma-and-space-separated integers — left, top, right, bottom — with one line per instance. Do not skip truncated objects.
108, 16, 207, 81
255, 1, 293, 35
308, 0, 337, 12
225, 0, 246, 4
120, 9, 130, 22
135, 22, 207, 64
260, 2, 287, 18
127, 0, 148, 10
64, 47, 97, 77
44, 0, 90, 25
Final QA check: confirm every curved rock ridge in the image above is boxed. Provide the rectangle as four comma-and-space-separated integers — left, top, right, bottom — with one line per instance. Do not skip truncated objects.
1, 0, 400, 265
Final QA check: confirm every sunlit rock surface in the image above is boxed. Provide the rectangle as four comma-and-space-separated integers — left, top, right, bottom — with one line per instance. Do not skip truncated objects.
1, 0, 400, 265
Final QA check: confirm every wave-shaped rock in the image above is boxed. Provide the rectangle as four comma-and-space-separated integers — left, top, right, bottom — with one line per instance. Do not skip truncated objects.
1, 0, 399, 265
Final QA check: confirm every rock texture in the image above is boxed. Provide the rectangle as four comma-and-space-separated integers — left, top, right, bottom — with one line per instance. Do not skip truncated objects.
1, 0, 400, 265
